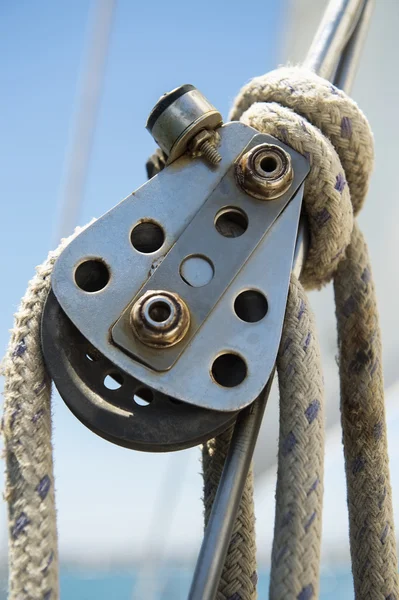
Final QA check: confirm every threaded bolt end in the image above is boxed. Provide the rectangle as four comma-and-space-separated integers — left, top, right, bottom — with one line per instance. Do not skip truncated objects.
200, 140, 222, 165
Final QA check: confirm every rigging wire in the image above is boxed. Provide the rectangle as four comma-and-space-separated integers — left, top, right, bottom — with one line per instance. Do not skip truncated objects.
54, 0, 117, 243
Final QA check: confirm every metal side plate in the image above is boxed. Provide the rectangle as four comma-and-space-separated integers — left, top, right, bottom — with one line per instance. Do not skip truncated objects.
51, 121, 308, 411
112, 136, 306, 371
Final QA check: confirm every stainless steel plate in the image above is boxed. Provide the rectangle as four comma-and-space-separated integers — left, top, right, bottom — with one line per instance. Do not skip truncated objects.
51, 121, 308, 411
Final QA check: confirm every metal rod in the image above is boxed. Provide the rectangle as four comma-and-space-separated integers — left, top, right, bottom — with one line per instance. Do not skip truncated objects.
333, 0, 374, 93
188, 375, 274, 600
188, 1, 374, 599
55, 0, 116, 242
305, 0, 366, 80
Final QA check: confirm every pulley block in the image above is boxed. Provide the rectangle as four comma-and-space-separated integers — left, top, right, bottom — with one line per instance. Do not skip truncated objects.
41, 84, 309, 452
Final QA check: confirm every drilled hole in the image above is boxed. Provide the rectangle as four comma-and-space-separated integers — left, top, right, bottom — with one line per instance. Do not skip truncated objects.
211, 353, 247, 388
131, 221, 165, 253
104, 373, 124, 390
234, 290, 268, 323
75, 259, 110, 292
260, 155, 278, 173
134, 387, 154, 406
215, 207, 248, 238
148, 301, 171, 323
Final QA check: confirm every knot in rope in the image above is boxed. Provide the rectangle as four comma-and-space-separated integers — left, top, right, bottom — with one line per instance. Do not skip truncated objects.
230, 66, 374, 290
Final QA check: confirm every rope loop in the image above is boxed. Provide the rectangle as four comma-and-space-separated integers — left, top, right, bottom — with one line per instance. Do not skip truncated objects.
230, 66, 374, 290
226, 66, 399, 600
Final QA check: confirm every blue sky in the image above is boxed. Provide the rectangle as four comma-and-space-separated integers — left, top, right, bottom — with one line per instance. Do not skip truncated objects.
0, 0, 287, 560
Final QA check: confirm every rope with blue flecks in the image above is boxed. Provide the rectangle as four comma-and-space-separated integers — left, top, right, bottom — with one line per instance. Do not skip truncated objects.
227, 66, 399, 599
272, 274, 325, 600
2, 229, 86, 600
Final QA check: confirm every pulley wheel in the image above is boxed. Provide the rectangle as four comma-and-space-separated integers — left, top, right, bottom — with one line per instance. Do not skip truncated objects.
41, 291, 238, 452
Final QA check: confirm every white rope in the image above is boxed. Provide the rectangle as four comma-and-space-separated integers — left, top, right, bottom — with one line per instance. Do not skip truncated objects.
2, 227, 87, 600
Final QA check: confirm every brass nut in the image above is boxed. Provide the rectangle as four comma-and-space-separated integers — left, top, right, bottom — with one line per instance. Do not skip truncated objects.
130, 290, 190, 348
236, 143, 293, 200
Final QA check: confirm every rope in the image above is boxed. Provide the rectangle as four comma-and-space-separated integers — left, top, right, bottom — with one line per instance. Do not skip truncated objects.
334, 223, 399, 598
222, 65, 397, 598
2, 229, 85, 600
2, 66, 396, 600
271, 274, 324, 600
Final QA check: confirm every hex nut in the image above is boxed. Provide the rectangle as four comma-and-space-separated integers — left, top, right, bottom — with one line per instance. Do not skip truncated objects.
189, 129, 213, 154
130, 290, 190, 348
236, 143, 293, 200
189, 129, 220, 154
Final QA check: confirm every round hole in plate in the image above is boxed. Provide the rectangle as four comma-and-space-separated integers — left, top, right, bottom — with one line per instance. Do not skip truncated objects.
215, 207, 248, 238
211, 353, 247, 388
234, 290, 268, 323
131, 221, 165, 253
260, 155, 278, 173
180, 255, 214, 287
75, 259, 110, 292
104, 373, 124, 390
134, 387, 154, 407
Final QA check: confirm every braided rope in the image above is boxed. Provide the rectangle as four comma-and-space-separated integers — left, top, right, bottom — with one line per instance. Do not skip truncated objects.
334, 223, 399, 599
271, 274, 325, 599
228, 66, 398, 598
2, 229, 86, 600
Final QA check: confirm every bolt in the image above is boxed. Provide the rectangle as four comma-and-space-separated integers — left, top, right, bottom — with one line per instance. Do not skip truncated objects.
199, 139, 222, 165
189, 129, 222, 165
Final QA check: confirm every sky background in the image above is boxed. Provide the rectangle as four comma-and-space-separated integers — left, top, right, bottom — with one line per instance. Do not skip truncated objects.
1, 0, 399, 575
